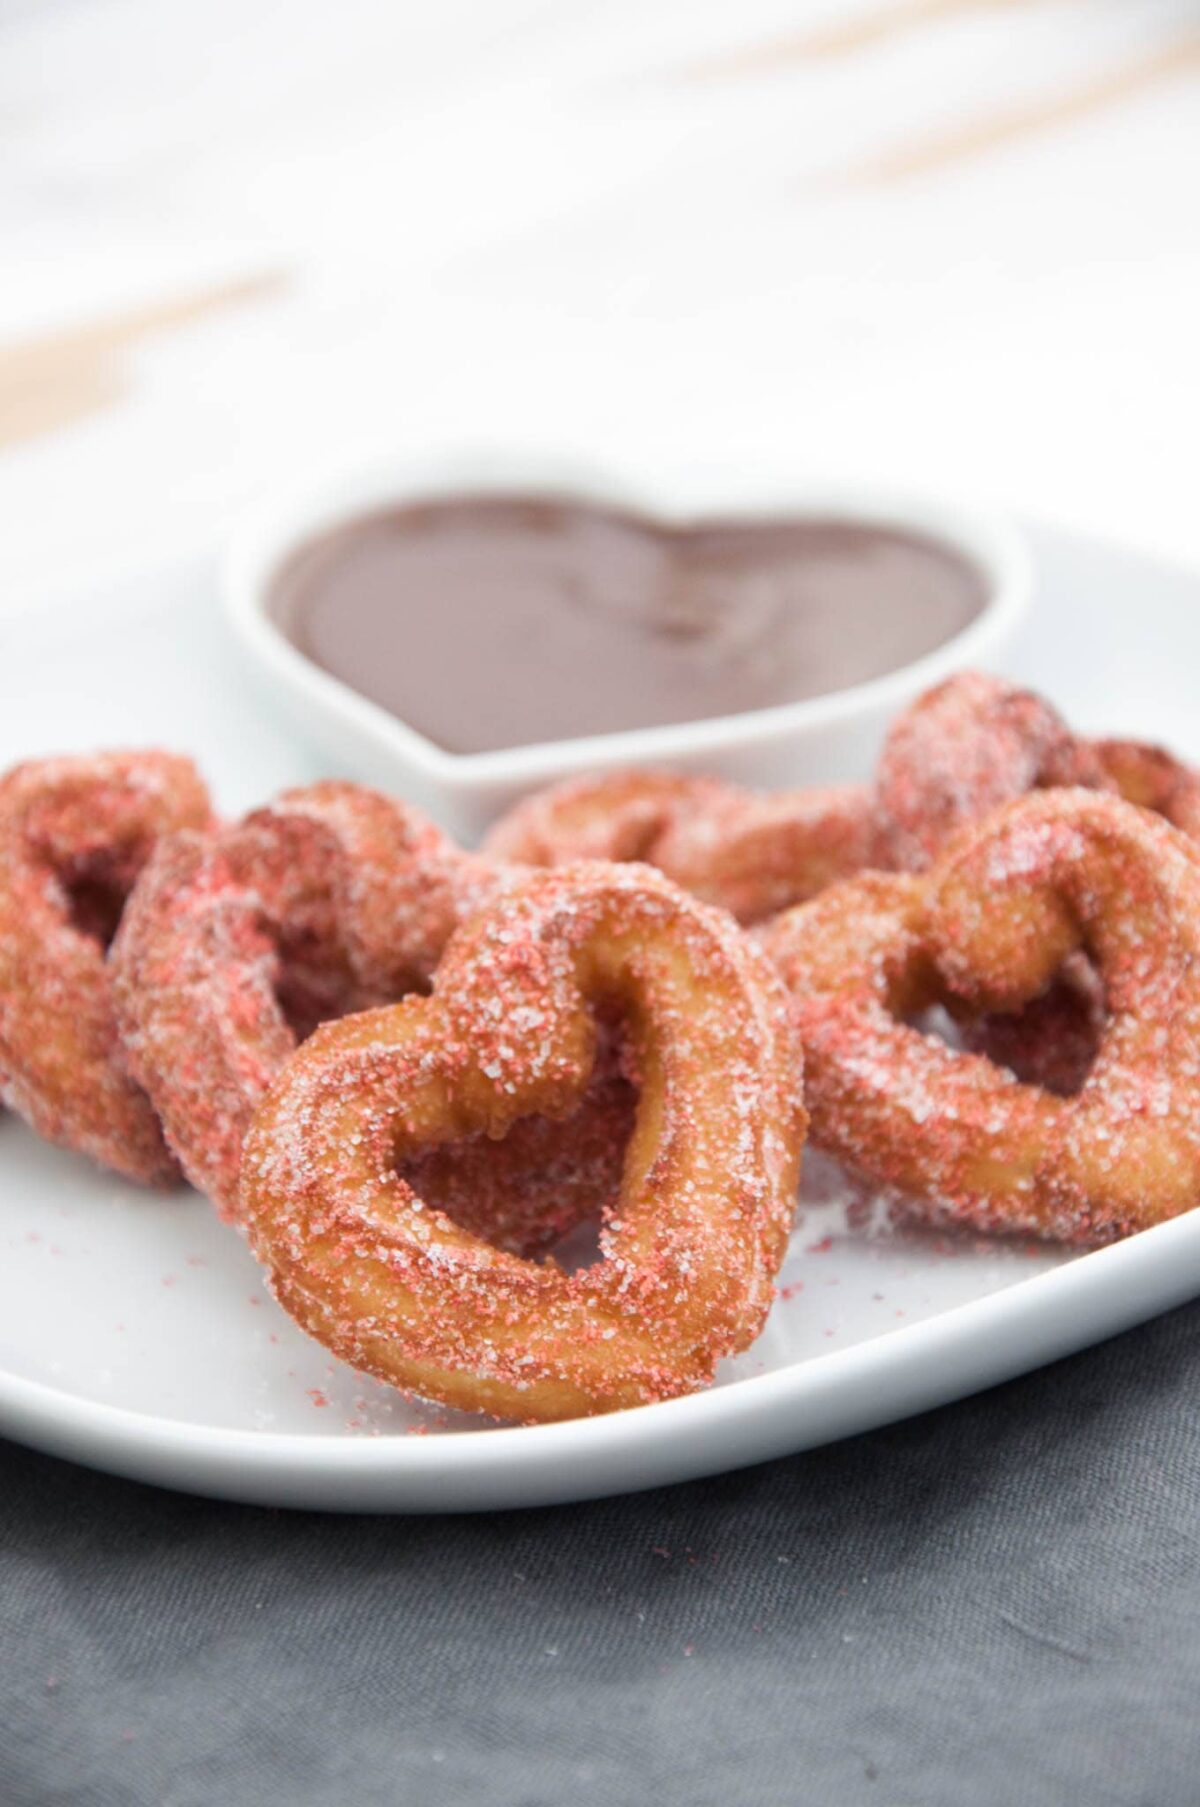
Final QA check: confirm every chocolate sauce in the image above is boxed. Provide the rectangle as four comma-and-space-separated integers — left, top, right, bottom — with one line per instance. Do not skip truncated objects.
271, 495, 987, 754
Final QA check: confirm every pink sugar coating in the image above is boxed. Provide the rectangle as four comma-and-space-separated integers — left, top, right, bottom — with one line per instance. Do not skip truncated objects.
111, 781, 629, 1254
872, 671, 1108, 873
768, 789, 1200, 1245
0, 749, 212, 1182
111, 781, 501, 1218
484, 768, 873, 924
240, 860, 806, 1422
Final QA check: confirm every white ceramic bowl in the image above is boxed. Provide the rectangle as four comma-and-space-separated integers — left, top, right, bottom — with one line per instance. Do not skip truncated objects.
223, 451, 1033, 842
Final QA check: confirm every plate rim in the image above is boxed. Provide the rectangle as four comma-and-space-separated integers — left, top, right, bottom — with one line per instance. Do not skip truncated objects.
5, 1210, 1200, 1510
6, 520, 1200, 1509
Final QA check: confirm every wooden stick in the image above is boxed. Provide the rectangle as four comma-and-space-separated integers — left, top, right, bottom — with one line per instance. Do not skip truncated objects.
0, 271, 287, 451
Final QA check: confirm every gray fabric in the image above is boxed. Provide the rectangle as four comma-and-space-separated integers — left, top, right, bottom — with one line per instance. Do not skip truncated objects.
4, 1304, 1200, 1807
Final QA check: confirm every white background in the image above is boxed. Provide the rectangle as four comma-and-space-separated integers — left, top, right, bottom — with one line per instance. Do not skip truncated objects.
2, 0, 1199, 605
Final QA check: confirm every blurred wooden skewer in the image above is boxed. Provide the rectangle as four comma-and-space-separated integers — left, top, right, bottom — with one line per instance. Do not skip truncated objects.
685, 0, 1039, 78
837, 30, 1200, 184
0, 271, 287, 453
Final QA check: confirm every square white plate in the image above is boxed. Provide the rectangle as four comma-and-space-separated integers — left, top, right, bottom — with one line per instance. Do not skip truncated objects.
2, 521, 1199, 1511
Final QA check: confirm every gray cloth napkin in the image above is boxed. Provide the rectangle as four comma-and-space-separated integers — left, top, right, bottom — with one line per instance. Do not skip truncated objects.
4, 1300, 1200, 1807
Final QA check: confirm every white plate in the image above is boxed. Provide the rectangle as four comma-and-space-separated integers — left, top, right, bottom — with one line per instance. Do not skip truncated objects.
3, 523, 1200, 1512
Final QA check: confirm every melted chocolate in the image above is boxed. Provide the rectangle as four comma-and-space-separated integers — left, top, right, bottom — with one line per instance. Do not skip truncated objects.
271, 495, 987, 754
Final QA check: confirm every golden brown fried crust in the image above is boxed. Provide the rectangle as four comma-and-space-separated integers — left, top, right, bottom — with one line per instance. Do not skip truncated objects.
0, 750, 213, 1182
112, 784, 642, 1250
872, 671, 1109, 871
240, 862, 806, 1423
112, 782, 503, 1218
1093, 738, 1200, 840
484, 770, 874, 924
765, 790, 1200, 1245
873, 671, 1200, 871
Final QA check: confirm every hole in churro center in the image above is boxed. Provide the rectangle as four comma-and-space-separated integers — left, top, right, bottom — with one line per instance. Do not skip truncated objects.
272, 952, 373, 1044
63, 868, 132, 950
397, 1011, 640, 1261
270, 918, 435, 1046
399, 1075, 639, 1261
62, 852, 138, 954
905, 953, 1104, 1100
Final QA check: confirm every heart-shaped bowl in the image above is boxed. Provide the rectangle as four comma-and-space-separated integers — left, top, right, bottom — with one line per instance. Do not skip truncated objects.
223, 450, 1033, 842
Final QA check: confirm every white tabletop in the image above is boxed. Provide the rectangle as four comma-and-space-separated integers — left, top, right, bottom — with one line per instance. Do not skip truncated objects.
2, 0, 1198, 607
